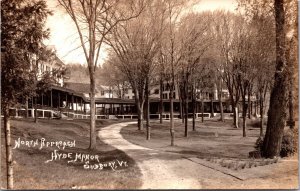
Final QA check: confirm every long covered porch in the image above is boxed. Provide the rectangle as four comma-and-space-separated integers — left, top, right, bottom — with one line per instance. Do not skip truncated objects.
9, 85, 137, 119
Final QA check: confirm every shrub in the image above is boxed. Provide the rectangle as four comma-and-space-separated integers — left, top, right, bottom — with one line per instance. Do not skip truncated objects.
280, 129, 296, 157
254, 135, 264, 151
292, 126, 298, 154
254, 129, 296, 157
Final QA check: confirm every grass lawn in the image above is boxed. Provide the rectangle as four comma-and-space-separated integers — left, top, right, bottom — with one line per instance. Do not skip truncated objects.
1, 118, 142, 189
121, 118, 264, 159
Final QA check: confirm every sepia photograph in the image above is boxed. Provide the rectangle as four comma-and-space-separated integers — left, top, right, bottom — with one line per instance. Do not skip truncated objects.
1, 0, 298, 189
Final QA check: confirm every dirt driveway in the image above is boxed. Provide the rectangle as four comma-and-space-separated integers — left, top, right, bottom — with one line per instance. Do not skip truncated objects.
98, 121, 298, 189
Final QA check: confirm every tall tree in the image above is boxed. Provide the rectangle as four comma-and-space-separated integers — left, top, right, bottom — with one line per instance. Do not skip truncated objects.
208, 34, 226, 122
194, 57, 216, 123
212, 11, 242, 128
230, 15, 256, 137
105, 0, 163, 135
284, 0, 298, 129
1, 0, 51, 188
262, 0, 289, 158
238, 0, 298, 156
162, 0, 187, 146
58, 0, 144, 149
177, 12, 212, 136
157, 49, 168, 124
251, 14, 275, 136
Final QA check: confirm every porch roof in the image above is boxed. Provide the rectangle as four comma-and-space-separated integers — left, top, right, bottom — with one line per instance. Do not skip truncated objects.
50, 85, 88, 101
92, 98, 135, 104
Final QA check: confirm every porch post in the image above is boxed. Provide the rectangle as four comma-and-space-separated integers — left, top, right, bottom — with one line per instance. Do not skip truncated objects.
58, 92, 60, 109
65, 93, 68, 108
75, 97, 78, 112
71, 94, 74, 111
41, 94, 44, 106
50, 89, 53, 108
84, 102, 86, 114
95, 103, 97, 116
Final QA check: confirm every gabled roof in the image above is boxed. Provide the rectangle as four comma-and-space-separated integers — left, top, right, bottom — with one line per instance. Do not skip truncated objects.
64, 82, 104, 94
54, 55, 65, 68
50, 85, 87, 102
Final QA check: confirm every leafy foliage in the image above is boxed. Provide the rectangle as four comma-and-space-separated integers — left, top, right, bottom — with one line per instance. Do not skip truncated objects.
280, 129, 296, 157
1, 0, 51, 110
254, 135, 264, 152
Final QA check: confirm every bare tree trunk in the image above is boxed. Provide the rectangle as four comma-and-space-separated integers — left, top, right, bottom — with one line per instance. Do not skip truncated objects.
218, 80, 224, 122
159, 76, 163, 124
25, 98, 29, 118
248, 89, 251, 119
242, 115, 246, 137
242, 98, 247, 137
254, 100, 258, 117
233, 105, 239, 128
137, 105, 144, 131
136, 85, 145, 131
262, 0, 288, 158
179, 84, 184, 123
288, 81, 294, 129
4, 107, 13, 189
184, 73, 188, 137
254, 99, 257, 117
218, 91, 224, 122
201, 99, 204, 123
210, 99, 214, 118
170, 81, 175, 146
288, 53, 294, 129
184, 95, 188, 137
286, 31, 295, 129
180, 93, 184, 123
146, 76, 150, 140
132, 88, 144, 131
192, 83, 196, 131
89, 78, 96, 150
260, 94, 264, 136
34, 97, 38, 123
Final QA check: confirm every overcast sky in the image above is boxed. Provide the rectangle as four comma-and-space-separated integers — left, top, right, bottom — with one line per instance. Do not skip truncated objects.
45, 0, 237, 65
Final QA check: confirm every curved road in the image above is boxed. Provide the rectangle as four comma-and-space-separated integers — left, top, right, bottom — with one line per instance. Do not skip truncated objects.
98, 122, 237, 189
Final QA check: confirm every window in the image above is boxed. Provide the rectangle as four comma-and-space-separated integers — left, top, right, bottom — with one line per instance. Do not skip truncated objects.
222, 92, 228, 99
101, 91, 105, 96
169, 92, 176, 99
166, 84, 170, 91
163, 83, 170, 91
154, 89, 159, 94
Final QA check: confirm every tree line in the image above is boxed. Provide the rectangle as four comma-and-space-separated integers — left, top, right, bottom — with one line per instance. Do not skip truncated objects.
98, 0, 297, 158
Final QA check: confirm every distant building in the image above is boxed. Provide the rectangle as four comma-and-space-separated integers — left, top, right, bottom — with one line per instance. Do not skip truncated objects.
31, 45, 65, 87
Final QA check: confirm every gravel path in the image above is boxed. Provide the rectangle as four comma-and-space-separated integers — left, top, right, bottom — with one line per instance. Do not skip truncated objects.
98, 122, 237, 189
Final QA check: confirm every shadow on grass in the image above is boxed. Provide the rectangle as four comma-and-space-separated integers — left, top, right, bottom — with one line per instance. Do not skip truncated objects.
121, 120, 261, 160
1, 118, 142, 189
